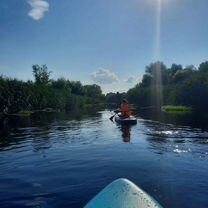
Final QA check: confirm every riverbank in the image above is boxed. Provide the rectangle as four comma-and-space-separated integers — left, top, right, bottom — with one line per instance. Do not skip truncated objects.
4, 108, 57, 117
2, 103, 105, 118
162, 105, 192, 112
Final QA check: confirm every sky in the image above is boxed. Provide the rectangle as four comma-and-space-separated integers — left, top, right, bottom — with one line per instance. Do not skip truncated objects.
0, 0, 208, 93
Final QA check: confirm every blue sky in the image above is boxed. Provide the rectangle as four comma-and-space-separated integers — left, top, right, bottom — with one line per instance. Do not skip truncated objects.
0, 0, 208, 93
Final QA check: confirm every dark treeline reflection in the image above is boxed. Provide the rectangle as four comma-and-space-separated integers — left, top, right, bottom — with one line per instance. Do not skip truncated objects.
0, 110, 102, 151
137, 115, 208, 156
1, 108, 208, 152
0, 113, 207, 208
136, 109, 208, 130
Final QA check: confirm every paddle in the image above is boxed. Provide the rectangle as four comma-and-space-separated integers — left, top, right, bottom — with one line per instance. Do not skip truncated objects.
109, 109, 121, 121
110, 113, 117, 121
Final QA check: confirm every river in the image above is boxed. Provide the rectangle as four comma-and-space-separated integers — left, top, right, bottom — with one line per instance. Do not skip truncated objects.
0, 110, 208, 208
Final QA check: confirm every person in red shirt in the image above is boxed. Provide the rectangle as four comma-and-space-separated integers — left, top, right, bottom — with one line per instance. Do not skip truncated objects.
120, 99, 131, 117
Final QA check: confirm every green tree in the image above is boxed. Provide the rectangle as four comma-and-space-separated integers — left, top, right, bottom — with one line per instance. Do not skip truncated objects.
199, 61, 208, 73
69, 81, 84, 95
32, 64, 51, 85
84, 84, 102, 98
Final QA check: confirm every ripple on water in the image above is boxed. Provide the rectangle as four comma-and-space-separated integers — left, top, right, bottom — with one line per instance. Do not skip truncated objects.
0, 112, 208, 208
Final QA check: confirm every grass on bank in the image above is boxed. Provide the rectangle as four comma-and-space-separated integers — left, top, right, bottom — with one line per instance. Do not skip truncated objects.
8, 108, 57, 117
12, 110, 34, 117
162, 105, 192, 112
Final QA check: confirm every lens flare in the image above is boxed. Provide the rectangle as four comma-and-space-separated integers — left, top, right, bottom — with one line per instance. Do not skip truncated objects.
152, 0, 163, 110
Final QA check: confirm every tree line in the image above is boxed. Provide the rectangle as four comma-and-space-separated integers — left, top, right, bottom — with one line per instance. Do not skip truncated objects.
126, 61, 208, 114
0, 65, 105, 115
1, 61, 208, 116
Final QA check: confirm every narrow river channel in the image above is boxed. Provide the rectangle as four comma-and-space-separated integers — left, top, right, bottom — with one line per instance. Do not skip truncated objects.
0, 110, 208, 208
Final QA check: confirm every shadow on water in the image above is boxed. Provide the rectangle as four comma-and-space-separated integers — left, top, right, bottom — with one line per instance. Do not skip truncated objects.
0, 110, 102, 151
137, 110, 208, 156
143, 121, 177, 155
118, 125, 132, 143
117, 121, 140, 143
136, 108, 208, 130
0, 110, 208, 208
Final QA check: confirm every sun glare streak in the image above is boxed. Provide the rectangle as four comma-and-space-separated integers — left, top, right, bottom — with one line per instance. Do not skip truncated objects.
152, 0, 163, 110
155, 0, 161, 60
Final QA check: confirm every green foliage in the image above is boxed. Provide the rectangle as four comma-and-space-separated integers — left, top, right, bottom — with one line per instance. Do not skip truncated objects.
69, 81, 84, 95
105, 92, 126, 106
43, 108, 56, 112
0, 65, 104, 116
169, 64, 183, 76
2, 61, 208, 116
0, 77, 33, 114
199, 61, 208, 73
32, 64, 51, 85
84, 84, 102, 98
16, 110, 33, 117
162, 105, 192, 112
127, 60, 208, 114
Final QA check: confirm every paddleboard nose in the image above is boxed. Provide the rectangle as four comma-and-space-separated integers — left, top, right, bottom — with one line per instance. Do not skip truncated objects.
84, 178, 163, 208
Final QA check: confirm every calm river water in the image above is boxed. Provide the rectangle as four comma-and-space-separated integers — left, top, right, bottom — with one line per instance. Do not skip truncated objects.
0, 110, 208, 208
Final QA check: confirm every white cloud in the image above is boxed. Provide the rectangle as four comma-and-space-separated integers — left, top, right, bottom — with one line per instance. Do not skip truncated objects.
27, 0, 49, 20
91, 68, 119, 84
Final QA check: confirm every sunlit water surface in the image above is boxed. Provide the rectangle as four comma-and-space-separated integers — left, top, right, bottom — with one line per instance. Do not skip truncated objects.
0, 111, 208, 208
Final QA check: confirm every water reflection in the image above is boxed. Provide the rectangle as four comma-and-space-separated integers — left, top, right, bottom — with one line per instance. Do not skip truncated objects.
0, 111, 102, 152
31, 127, 52, 153
0, 110, 208, 208
118, 125, 132, 143
140, 118, 208, 156
120, 125, 131, 143
137, 109, 208, 130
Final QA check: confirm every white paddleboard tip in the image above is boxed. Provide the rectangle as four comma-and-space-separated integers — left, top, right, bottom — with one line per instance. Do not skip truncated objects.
84, 178, 163, 208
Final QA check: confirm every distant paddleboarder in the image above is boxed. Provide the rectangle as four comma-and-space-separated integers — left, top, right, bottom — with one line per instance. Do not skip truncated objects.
110, 99, 137, 125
